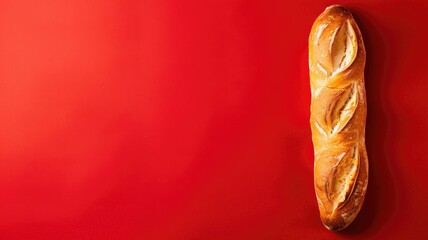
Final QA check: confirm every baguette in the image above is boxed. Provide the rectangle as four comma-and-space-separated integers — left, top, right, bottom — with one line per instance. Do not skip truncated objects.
308, 5, 368, 231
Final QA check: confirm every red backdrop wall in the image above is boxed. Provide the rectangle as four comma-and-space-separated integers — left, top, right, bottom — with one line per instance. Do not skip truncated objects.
1, 0, 428, 239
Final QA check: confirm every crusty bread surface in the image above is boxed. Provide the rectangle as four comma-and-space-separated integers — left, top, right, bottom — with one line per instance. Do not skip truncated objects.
309, 5, 368, 231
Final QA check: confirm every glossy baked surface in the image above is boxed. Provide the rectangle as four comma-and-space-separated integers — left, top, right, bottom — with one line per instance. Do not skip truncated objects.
309, 5, 368, 231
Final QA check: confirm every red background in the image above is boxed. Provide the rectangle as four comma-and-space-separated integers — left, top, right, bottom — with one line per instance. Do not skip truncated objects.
1, 0, 428, 239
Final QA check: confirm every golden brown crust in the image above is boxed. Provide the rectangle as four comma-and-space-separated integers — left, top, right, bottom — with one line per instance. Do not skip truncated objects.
309, 5, 368, 231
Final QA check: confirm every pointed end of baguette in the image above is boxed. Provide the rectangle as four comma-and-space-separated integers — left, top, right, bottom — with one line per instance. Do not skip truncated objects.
321, 213, 349, 231
325, 5, 352, 16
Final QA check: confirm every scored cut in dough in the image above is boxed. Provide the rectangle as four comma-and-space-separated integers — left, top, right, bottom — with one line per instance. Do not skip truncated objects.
330, 20, 358, 75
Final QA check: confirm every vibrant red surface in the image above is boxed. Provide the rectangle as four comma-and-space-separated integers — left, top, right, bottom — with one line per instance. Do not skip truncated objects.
1, 0, 428, 239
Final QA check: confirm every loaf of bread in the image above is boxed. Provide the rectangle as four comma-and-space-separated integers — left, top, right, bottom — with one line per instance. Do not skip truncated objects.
308, 5, 368, 231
